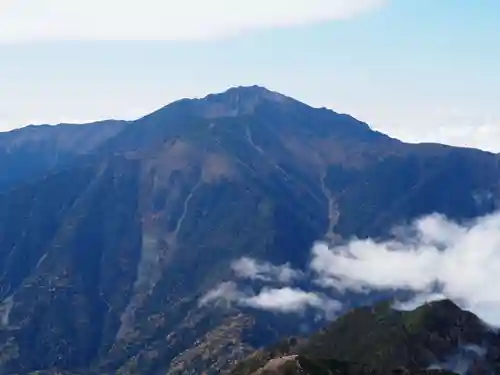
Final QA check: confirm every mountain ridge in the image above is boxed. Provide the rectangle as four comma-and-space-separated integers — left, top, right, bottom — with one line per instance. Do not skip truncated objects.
0, 86, 499, 374
229, 299, 500, 375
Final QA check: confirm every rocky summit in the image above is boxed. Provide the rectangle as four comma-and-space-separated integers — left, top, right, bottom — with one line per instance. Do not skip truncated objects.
0, 86, 500, 374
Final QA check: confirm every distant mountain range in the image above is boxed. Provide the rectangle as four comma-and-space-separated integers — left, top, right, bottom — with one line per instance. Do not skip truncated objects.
0, 86, 499, 374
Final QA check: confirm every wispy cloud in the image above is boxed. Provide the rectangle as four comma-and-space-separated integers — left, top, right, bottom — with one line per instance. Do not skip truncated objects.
392, 293, 447, 311
200, 282, 340, 317
231, 257, 303, 284
405, 107, 500, 153
310, 212, 500, 326
429, 344, 489, 375
203, 257, 334, 316
202, 211, 500, 326
0, 0, 387, 42
199, 281, 244, 306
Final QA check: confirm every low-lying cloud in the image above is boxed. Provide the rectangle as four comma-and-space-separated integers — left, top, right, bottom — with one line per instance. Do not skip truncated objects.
311, 212, 500, 326
231, 257, 303, 283
244, 287, 340, 316
200, 281, 340, 317
391, 293, 447, 311
429, 344, 489, 375
202, 211, 500, 326
199, 281, 245, 306
1, 0, 387, 42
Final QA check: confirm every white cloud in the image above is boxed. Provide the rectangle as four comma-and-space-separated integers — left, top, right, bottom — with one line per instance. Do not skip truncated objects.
199, 281, 244, 306
0, 0, 387, 42
201, 258, 336, 316
365, 104, 500, 153
310, 212, 500, 326
231, 257, 303, 283
243, 287, 340, 316
200, 282, 340, 317
392, 293, 447, 311
392, 120, 500, 154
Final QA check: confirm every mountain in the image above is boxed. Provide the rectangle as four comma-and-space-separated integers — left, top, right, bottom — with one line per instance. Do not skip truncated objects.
0, 86, 499, 374
229, 299, 500, 375
0, 120, 127, 192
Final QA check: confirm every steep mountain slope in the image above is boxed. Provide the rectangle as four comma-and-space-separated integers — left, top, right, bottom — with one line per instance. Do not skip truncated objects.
300, 300, 500, 373
230, 300, 499, 375
0, 86, 499, 374
0, 120, 127, 192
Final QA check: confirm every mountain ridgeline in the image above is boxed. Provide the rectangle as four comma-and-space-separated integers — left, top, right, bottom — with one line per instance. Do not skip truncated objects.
229, 299, 500, 375
0, 86, 499, 374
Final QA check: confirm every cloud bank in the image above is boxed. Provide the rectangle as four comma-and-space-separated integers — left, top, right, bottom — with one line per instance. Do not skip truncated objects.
1, 0, 387, 42
203, 211, 500, 327
311, 212, 500, 326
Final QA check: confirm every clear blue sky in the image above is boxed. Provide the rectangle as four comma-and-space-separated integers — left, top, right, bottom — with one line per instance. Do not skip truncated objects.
1, 0, 499, 151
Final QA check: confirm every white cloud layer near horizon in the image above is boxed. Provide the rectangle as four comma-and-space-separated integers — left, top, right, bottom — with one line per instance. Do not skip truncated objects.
0, 0, 386, 42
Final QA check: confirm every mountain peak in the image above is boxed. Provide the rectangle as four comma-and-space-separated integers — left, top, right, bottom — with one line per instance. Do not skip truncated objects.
215, 85, 290, 100
200, 85, 297, 114
146, 85, 302, 122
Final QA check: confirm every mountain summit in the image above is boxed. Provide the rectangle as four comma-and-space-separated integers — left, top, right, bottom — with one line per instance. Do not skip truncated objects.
204, 85, 297, 108
0, 87, 499, 374
136, 85, 303, 127
105, 85, 386, 156
171, 85, 305, 116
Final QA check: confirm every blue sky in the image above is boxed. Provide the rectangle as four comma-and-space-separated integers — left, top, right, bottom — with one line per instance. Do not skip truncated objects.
1, 0, 499, 151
